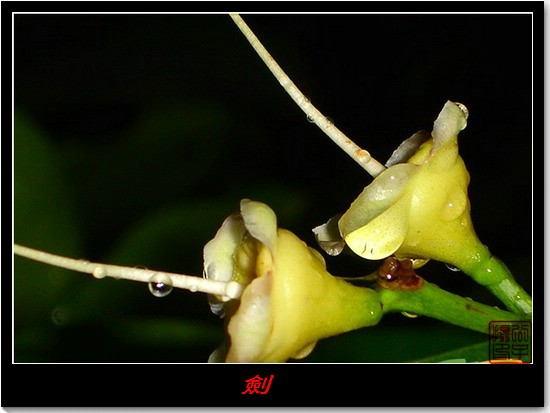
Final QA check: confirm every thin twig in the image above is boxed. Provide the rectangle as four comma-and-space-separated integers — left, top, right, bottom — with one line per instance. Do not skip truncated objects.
230, 14, 386, 177
13, 244, 243, 300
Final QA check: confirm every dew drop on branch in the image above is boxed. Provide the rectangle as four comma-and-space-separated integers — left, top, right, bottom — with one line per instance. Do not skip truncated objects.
148, 273, 173, 298
93, 266, 106, 279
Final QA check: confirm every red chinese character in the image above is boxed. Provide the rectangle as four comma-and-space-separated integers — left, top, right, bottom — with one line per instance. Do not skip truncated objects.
241, 375, 274, 395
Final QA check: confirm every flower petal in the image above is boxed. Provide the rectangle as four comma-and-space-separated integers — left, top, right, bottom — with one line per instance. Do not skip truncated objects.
203, 213, 246, 283
432, 101, 468, 150
207, 342, 228, 363
240, 199, 278, 252
339, 163, 417, 239
225, 272, 273, 363
203, 213, 247, 316
342, 197, 410, 260
385, 130, 431, 167
312, 214, 346, 256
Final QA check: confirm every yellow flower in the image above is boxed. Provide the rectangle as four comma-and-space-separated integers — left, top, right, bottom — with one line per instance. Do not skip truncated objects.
204, 199, 382, 363
318, 101, 490, 274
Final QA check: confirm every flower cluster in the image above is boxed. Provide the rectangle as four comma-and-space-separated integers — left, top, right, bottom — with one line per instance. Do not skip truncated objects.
202, 101, 530, 363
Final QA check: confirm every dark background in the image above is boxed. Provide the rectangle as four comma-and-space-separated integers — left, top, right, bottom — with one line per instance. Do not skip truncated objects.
13, 12, 533, 364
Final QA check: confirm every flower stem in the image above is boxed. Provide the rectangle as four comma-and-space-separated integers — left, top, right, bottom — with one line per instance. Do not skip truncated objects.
229, 14, 386, 177
13, 243, 244, 300
465, 255, 532, 317
378, 281, 528, 335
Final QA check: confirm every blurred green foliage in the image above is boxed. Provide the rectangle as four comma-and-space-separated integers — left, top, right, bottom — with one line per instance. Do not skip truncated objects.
14, 14, 531, 363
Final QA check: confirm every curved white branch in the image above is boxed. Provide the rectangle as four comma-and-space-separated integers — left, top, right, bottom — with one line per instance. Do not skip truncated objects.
230, 14, 386, 177
13, 244, 243, 300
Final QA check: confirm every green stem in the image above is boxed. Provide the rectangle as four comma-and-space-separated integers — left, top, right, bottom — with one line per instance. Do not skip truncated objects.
378, 281, 528, 335
465, 254, 532, 317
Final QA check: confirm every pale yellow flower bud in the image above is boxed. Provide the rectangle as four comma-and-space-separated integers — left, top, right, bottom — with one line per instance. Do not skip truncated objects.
337, 101, 489, 273
205, 200, 382, 363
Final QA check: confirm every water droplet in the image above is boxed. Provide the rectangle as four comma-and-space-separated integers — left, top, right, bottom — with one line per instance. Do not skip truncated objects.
148, 273, 173, 298
189, 285, 198, 293
306, 114, 315, 123
79, 259, 90, 265
445, 263, 461, 272
455, 102, 469, 120
401, 311, 419, 319
325, 245, 343, 256
93, 266, 106, 279
441, 189, 467, 221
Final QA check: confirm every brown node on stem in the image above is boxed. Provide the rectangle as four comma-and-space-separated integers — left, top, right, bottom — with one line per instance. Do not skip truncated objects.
377, 257, 424, 290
